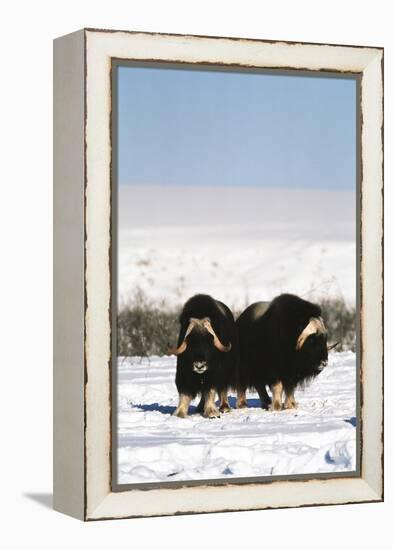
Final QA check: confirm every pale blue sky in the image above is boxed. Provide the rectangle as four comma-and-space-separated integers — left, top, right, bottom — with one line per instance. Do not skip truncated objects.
117, 65, 357, 190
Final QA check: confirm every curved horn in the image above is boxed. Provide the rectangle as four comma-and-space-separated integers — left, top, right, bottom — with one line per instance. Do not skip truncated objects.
203, 319, 232, 353
328, 342, 340, 351
296, 316, 326, 350
168, 340, 188, 356
168, 320, 195, 356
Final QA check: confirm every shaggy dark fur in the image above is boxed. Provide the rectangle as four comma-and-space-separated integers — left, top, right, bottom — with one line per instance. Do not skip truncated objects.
236, 293, 328, 409
174, 294, 237, 414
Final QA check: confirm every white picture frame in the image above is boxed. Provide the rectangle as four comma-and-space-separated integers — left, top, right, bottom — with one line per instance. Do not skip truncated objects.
53, 28, 383, 520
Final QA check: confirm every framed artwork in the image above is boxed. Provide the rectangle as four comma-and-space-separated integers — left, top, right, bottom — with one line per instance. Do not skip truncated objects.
53, 28, 383, 520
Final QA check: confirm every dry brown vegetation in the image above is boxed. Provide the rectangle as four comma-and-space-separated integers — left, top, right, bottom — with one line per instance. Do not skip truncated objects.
117, 290, 356, 357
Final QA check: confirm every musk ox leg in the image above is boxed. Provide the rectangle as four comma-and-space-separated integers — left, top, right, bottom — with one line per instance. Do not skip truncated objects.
173, 393, 192, 418
219, 389, 231, 413
203, 389, 220, 418
196, 395, 205, 414
269, 381, 283, 411
236, 387, 248, 409
283, 385, 298, 410
255, 384, 272, 410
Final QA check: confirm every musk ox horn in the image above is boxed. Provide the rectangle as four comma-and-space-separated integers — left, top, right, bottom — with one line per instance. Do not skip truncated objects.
296, 316, 326, 350
168, 320, 196, 355
203, 319, 232, 352
328, 342, 340, 351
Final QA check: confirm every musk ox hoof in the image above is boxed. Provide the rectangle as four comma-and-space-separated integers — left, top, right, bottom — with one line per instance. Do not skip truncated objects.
236, 401, 248, 409
284, 401, 298, 410
219, 404, 232, 413
269, 402, 283, 412
204, 407, 220, 418
172, 409, 187, 418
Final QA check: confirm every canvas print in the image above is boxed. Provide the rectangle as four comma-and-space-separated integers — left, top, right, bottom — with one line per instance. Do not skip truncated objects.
113, 63, 358, 487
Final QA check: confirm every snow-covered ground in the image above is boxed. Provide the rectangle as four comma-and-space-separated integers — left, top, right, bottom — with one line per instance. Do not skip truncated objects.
117, 351, 357, 485
118, 184, 356, 309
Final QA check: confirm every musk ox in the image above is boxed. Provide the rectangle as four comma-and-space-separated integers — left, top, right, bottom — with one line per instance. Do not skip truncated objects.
170, 294, 237, 418
236, 293, 333, 411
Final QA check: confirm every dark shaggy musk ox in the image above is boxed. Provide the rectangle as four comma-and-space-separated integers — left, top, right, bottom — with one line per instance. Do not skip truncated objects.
170, 294, 237, 418
236, 293, 332, 411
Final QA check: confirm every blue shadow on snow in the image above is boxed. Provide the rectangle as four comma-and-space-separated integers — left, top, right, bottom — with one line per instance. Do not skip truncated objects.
134, 403, 198, 415
344, 417, 357, 427
227, 396, 262, 408
134, 396, 264, 415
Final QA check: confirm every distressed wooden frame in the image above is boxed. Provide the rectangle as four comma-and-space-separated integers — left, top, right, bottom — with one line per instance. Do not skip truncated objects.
53, 28, 383, 521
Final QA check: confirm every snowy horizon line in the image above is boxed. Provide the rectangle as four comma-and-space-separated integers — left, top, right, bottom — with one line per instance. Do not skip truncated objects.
119, 181, 356, 193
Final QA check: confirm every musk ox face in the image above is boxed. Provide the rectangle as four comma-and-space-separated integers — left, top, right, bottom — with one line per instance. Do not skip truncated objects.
296, 317, 329, 376
171, 317, 232, 376
298, 332, 328, 373
184, 329, 215, 375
